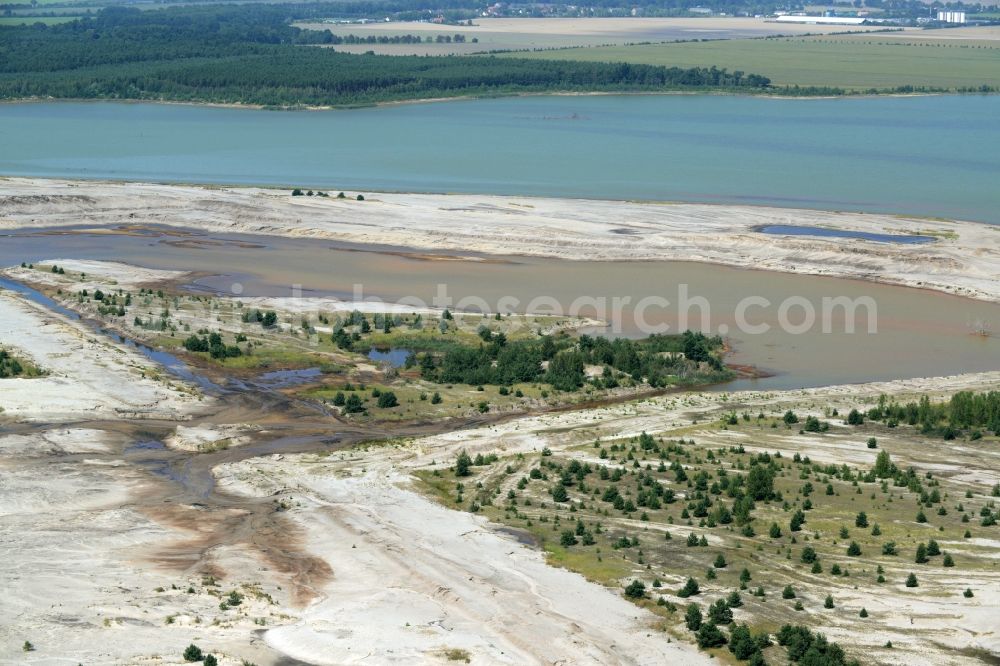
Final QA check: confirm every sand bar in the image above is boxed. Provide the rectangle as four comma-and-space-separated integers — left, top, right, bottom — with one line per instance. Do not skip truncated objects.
2, 178, 998, 303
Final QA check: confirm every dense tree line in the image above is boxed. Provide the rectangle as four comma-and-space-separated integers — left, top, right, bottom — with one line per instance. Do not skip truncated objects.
415, 329, 727, 390
0, 5, 770, 106
580, 330, 725, 370
866, 391, 1000, 438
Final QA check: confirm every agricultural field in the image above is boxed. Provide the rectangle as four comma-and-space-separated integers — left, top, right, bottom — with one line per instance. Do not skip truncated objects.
516, 32, 1000, 91
294, 17, 886, 56
414, 386, 1000, 664
0, 15, 82, 24
875, 24, 1000, 41
0, 0, 93, 22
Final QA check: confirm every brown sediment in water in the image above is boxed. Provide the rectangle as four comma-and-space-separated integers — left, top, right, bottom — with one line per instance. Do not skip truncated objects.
13, 224, 265, 249
330, 245, 519, 264
25, 223, 200, 238
726, 363, 774, 380
161, 238, 267, 250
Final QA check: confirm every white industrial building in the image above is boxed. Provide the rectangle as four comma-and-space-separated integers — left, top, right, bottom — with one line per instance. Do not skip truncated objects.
773, 15, 868, 25
936, 10, 967, 23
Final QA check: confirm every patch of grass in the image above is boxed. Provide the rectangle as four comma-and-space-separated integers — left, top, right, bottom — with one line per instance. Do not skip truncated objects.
209, 346, 331, 371
413, 469, 459, 506
197, 439, 231, 453
442, 648, 471, 663
152, 334, 333, 371
915, 228, 960, 240
544, 543, 632, 584
0, 348, 45, 378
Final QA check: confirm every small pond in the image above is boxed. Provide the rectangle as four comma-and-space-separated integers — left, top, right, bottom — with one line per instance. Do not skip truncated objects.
757, 225, 936, 244
367, 348, 413, 368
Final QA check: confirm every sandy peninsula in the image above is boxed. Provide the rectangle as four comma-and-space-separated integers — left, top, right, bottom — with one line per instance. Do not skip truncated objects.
1, 177, 998, 303
0, 290, 204, 421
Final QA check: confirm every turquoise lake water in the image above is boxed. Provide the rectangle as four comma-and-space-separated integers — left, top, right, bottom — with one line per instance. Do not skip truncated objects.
1, 95, 998, 223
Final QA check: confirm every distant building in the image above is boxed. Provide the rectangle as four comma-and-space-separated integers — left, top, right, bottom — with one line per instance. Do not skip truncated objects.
773, 15, 868, 25
936, 10, 967, 23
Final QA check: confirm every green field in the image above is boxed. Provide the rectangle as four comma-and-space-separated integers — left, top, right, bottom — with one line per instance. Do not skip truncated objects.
0, 15, 83, 24
516, 35, 1000, 91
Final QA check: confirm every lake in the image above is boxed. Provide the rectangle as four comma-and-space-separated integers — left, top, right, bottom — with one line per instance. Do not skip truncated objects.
2, 226, 998, 390
1, 95, 999, 223
3, 96, 998, 390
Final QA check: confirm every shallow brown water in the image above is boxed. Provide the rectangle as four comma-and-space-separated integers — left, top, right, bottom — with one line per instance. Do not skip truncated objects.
4, 225, 998, 390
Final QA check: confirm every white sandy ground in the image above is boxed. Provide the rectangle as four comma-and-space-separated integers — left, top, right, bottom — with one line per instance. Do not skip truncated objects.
165, 424, 261, 452
2, 178, 999, 303
4, 259, 192, 292
0, 428, 294, 666
218, 453, 714, 664
231, 297, 606, 334
213, 370, 1000, 666
0, 290, 205, 422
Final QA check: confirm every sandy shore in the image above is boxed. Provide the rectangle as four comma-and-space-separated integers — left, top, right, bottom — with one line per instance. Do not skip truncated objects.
0, 427, 297, 666
5, 258, 193, 290
0, 290, 204, 422
1, 178, 998, 303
